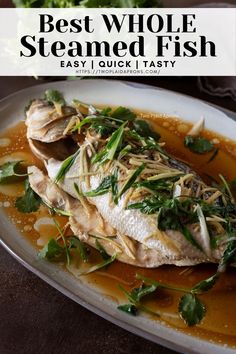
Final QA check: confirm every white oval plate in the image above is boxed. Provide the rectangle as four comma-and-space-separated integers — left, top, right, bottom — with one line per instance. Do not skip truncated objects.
0, 79, 236, 354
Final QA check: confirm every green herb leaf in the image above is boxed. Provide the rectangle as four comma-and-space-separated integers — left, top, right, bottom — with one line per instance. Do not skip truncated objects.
92, 123, 126, 164
114, 163, 145, 204
78, 254, 116, 275
54, 219, 71, 266
95, 239, 110, 260
86, 176, 113, 197
0, 160, 27, 184
44, 89, 65, 106
207, 148, 219, 163
85, 170, 118, 201
130, 283, 157, 302
136, 175, 179, 193
218, 240, 236, 272
54, 149, 80, 184
69, 236, 89, 262
178, 293, 206, 326
118, 283, 160, 317
39, 238, 65, 261
219, 174, 235, 204
191, 273, 219, 294
184, 136, 214, 154
117, 304, 138, 316
133, 120, 160, 141
15, 179, 41, 213
111, 106, 136, 121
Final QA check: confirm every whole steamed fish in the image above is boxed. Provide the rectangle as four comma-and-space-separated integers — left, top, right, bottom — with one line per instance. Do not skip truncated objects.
26, 96, 236, 268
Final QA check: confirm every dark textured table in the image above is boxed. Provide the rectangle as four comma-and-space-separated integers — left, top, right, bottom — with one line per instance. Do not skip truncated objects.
0, 76, 235, 354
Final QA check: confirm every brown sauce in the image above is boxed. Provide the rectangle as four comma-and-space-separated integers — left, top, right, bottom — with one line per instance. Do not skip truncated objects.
0, 112, 236, 349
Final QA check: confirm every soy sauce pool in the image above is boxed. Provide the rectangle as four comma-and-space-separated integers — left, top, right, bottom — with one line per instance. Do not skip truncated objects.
0, 112, 236, 349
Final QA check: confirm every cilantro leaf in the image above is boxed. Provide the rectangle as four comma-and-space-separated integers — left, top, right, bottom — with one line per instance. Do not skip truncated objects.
133, 120, 160, 141
184, 136, 214, 154
178, 293, 206, 326
191, 273, 219, 294
69, 236, 89, 262
117, 304, 138, 316
15, 179, 41, 213
44, 89, 65, 106
130, 283, 157, 302
111, 106, 136, 122
39, 238, 66, 261
0, 160, 27, 184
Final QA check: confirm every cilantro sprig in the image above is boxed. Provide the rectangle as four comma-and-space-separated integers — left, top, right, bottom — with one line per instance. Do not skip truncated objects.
0, 160, 28, 184
15, 179, 41, 213
118, 239, 236, 327
184, 136, 214, 154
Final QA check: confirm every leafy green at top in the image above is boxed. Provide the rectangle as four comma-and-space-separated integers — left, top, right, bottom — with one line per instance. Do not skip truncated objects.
0, 160, 27, 184
184, 136, 214, 154
80, 0, 162, 7
44, 89, 65, 106
15, 179, 41, 213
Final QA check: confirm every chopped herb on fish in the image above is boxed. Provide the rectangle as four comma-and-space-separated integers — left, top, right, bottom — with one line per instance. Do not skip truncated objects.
54, 149, 80, 184
85, 169, 118, 200
114, 163, 145, 204
86, 176, 113, 197
92, 123, 126, 164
